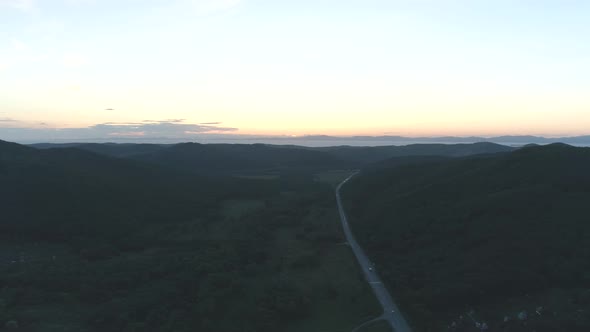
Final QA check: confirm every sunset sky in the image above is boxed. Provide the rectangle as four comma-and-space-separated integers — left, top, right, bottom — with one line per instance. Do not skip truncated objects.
1, 0, 590, 141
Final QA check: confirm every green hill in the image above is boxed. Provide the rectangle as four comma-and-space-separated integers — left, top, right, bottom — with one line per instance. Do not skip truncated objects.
1, 140, 268, 242
0, 140, 381, 332
317, 142, 514, 164
343, 143, 590, 331
31, 142, 168, 158
31, 142, 514, 175
131, 142, 349, 174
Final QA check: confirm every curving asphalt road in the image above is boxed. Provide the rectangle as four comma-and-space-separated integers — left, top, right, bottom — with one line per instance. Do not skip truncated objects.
336, 173, 413, 332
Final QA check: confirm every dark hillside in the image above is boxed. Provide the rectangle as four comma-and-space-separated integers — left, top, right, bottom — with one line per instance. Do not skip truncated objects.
365, 155, 451, 171
318, 142, 513, 164
1, 139, 39, 160
131, 142, 349, 174
81, 143, 164, 157
31, 142, 167, 157
343, 144, 590, 331
0, 140, 378, 332
32, 142, 513, 172
0, 141, 273, 241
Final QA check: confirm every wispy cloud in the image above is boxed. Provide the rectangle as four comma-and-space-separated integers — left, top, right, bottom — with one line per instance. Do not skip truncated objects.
143, 119, 186, 124
0, 37, 50, 72
64, 0, 96, 5
11, 39, 27, 51
0, 119, 238, 142
90, 120, 236, 137
62, 53, 90, 68
0, 0, 36, 12
187, 0, 242, 14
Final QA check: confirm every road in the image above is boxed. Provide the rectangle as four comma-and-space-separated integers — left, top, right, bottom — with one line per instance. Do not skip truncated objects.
336, 173, 413, 332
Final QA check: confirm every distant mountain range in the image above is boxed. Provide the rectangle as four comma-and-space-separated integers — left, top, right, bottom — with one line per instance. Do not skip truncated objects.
274, 134, 590, 146
11, 134, 590, 147
29, 141, 514, 174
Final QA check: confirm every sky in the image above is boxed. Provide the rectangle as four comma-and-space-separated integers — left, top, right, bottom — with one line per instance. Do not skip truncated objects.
1, 0, 590, 142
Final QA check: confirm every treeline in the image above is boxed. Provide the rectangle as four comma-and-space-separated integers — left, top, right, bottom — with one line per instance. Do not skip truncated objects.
0, 138, 520, 331
343, 144, 590, 331
0, 139, 363, 331
0, 141, 277, 241
31, 141, 514, 174
0, 187, 338, 331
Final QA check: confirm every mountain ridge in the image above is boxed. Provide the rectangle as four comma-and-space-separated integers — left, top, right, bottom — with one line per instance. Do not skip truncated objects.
342, 143, 590, 331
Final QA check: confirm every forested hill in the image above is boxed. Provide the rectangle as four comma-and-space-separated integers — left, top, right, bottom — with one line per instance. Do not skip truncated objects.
0, 139, 274, 241
31, 142, 167, 158
315, 142, 514, 164
343, 143, 590, 331
130, 142, 349, 174
1, 139, 367, 331
1, 139, 38, 159
30, 141, 513, 174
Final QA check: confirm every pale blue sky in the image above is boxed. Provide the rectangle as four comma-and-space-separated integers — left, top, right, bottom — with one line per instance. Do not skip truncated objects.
1, 0, 590, 141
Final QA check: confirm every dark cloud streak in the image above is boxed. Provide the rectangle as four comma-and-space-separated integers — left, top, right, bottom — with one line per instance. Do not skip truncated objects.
0, 119, 238, 142
142, 119, 186, 124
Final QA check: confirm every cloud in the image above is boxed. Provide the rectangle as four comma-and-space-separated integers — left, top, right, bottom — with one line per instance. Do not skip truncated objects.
0, 0, 35, 12
89, 120, 237, 137
180, 0, 243, 16
0, 119, 238, 142
11, 39, 27, 51
108, 131, 146, 137
0, 38, 50, 72
63, 53, 90, 68
0, 117, 20, 128
64, 0, 96, 5
142, 119, 186, 124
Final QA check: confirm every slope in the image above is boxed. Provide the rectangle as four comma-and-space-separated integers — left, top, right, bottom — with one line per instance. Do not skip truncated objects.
31, 142, 167, 157
131, 142, 350, 174
0, 140, 272, 241
318, 142, 514, 164
0, 139, 381, 332
342, 144, 590, 331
